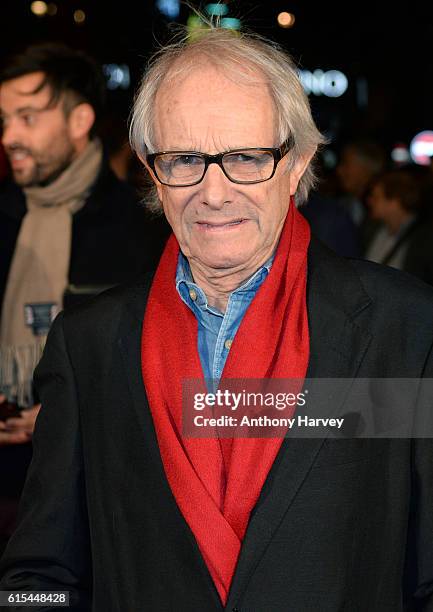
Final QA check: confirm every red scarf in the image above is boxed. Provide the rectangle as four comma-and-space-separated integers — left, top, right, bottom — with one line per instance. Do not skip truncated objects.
141, 200, 310, 603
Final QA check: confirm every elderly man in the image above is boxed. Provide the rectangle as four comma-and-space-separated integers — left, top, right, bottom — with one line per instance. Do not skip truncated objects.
1, 28, 433, 611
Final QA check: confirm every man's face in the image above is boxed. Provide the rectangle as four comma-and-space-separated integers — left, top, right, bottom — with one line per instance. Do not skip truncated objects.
150, 66, 308, 276
0, 72, 76, 186
367, 182, 393, 221
336, 148, 371, 197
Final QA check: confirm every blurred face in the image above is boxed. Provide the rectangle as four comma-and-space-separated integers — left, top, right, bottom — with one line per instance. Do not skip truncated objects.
368, 182, 391, 221
336, 148, 371, 197
150, 66, 309, 278
0, 72, 76, 186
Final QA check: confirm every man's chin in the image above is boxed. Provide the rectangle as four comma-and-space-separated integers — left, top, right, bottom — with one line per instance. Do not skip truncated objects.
195, 252, 256, 272
12, 169, 37, 187
12, 165, 58, 188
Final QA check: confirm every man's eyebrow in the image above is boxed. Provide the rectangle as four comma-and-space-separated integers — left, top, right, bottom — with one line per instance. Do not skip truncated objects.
0, 105, 51, 118
15, 105, 49, 114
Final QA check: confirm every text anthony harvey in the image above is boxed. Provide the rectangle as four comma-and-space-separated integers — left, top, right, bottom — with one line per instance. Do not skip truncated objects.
193, 415, 345, 429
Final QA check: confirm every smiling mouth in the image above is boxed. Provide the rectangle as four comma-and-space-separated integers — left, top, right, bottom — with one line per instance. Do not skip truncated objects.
7, 150, 32, 166
196, 219, 248, 230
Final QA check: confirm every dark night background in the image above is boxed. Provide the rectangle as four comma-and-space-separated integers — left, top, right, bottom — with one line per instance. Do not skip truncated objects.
1, 1, 433, 157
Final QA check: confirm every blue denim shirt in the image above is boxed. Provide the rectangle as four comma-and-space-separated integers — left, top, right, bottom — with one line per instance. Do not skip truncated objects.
176, 252, 273, 387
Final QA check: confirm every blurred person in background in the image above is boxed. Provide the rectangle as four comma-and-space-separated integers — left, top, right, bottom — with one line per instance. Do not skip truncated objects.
0, 42, 168, 550
300, 191, 360, 257
337, 139, 387, 226
365, 168, 433, 284
0, 142, 8, 182
299, 152, 361, 258
101, 110, 140, 183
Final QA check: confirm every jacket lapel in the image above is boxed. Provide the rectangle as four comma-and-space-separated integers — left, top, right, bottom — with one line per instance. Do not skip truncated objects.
225, 239, 373, 610
117, 276, 224, 608
116, 276, 167, 469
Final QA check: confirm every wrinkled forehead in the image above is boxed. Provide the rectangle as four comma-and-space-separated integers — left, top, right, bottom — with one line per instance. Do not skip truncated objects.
153, 62, 278, 150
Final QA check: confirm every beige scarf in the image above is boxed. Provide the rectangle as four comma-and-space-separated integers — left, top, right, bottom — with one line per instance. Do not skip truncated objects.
0, 138, 103, 406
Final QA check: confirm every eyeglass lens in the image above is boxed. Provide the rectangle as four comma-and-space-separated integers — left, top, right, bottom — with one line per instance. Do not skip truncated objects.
154, 150, 276, 185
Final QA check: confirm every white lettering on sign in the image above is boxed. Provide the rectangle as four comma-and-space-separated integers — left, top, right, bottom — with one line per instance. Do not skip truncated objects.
299, 69, 348, 97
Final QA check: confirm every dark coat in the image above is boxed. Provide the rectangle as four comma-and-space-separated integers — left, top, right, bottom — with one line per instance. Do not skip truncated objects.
0, 161, 170, 496
1, 240, 433, 611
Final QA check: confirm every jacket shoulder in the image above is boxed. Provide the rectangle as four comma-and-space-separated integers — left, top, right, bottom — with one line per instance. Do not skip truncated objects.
349, 256, 433, 312
60, 274, 153, 341
308, 236, 433, 312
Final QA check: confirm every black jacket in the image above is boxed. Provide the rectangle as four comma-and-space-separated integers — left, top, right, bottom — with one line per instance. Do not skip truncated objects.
1, 240, 433, 611
0, 161, 170, 495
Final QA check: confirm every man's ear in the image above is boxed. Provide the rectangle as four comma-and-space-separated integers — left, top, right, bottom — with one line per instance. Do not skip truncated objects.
288, 151, 315, 195
68, 103, 95, 141
141, 156, 163, 201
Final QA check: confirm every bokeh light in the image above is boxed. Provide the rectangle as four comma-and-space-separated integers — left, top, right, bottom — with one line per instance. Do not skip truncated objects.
30, 1, 48, 16
73, 9, 86, 24
277, 12, 295, 28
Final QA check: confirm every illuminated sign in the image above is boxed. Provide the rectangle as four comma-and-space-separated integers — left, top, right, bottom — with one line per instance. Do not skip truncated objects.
391, 144, 410, 164
410, 131, 433, 165
298, 69, 348, 97
220, 17, 241, 29
206, 3, 229, 16
103, 64, 130, 90
156, 0, 180, 19
187, 9, 241, 37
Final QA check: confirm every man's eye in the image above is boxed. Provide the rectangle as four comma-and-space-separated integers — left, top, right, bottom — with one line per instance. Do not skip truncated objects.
228, 152, 268, 165
173, 155, 202, 166
21, 114, 35, 126
232, 154, 256, 163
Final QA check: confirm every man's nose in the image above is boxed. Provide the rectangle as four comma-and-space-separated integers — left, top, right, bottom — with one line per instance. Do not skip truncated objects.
1, 118, 21, 148
199, 162, 233, 209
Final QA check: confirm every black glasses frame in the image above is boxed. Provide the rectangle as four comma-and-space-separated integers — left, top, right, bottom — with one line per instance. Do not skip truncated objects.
146, 136, 294, 187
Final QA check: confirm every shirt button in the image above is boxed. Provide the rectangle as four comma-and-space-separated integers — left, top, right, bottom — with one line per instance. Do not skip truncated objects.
189, 289, 197, 301
224, 339, 233, 350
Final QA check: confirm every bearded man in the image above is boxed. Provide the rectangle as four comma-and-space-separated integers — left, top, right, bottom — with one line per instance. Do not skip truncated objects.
0, 43, 167, 546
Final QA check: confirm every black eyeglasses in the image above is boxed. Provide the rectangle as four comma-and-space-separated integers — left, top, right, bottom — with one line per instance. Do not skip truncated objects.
146, 136, 294, 187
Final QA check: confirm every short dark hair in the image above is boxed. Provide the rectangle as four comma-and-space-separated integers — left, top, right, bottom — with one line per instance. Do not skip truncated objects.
0, 42, 106, 137
374, 169, 421, 212
346, 140, 387, 175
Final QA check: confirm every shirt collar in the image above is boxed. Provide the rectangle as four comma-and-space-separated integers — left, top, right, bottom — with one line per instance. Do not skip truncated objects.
176, 251, 274, 314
